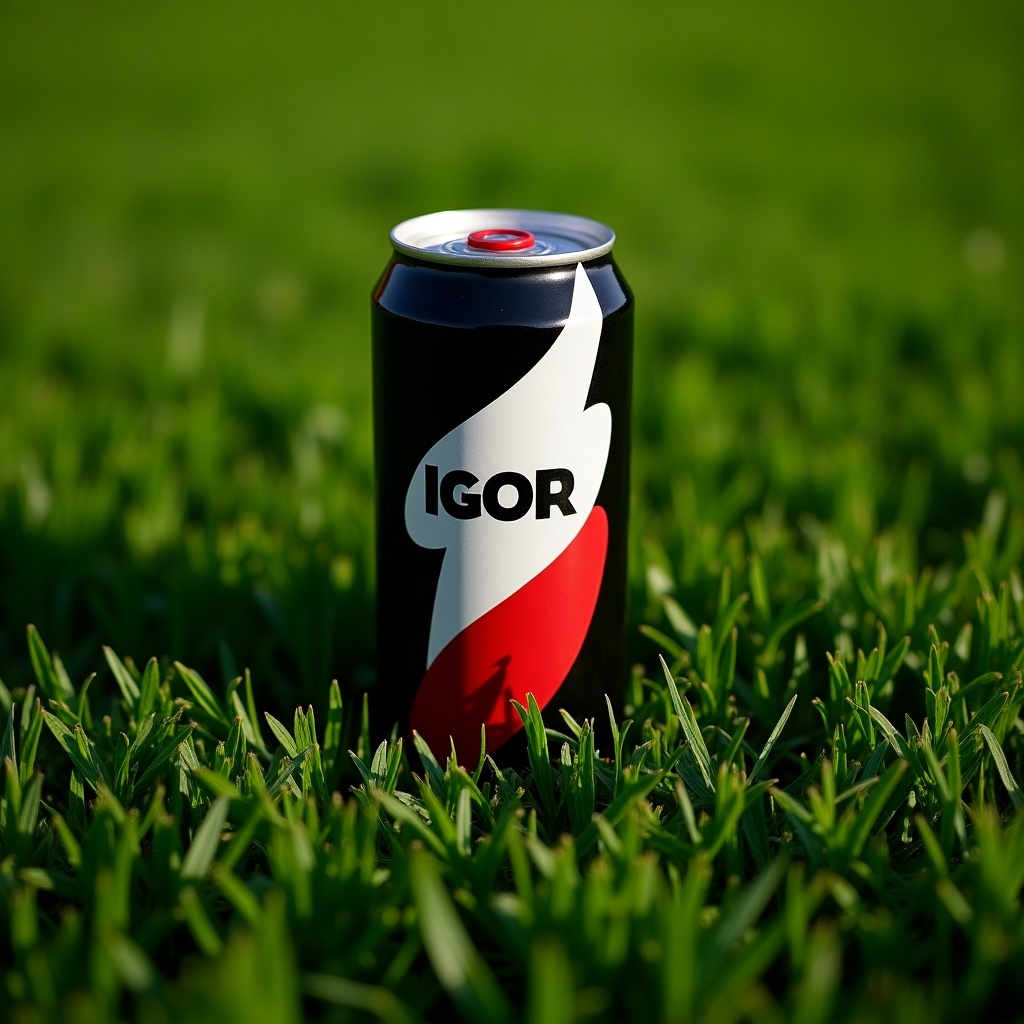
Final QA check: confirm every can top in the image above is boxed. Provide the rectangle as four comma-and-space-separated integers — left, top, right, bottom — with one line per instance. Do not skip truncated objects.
390, 209, 615, 269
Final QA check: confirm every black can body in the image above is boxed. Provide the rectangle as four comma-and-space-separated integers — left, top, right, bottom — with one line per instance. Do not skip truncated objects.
372, 212, 632, 762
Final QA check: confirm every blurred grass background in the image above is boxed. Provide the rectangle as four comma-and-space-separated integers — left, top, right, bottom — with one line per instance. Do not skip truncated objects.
0, 2, 1021, 708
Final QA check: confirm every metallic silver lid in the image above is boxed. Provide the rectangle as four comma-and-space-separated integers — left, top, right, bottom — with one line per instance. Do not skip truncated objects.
390, 209, 615, 269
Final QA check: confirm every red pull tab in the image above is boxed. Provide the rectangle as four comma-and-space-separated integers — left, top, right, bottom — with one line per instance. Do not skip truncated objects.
466, 228, 536, 252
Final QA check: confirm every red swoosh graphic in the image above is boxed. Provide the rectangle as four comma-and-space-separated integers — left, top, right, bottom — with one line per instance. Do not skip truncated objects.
410, 506, 608, 759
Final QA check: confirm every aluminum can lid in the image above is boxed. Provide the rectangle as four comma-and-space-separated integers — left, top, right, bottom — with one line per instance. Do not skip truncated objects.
390, 209, 615, 269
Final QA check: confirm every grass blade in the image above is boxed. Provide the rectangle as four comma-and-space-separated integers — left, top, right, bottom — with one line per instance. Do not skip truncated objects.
103, 646, 141, 705
979, 725, 1024, 811
409, 852, 512, 1024
749, 694, 798, 784
661, 656, 714, 791
181, 796, 231, 880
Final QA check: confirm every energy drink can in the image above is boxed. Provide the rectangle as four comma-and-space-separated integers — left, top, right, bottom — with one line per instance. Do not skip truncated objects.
371, 209, 633, 760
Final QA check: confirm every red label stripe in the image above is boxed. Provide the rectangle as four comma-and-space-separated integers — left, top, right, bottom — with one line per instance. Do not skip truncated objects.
410, 506, 608, 758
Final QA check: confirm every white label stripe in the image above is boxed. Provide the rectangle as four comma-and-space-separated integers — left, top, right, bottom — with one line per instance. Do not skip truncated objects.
404, 264, 611, 667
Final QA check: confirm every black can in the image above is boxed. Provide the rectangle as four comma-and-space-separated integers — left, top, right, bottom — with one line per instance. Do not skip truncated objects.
371, 210, 633, 761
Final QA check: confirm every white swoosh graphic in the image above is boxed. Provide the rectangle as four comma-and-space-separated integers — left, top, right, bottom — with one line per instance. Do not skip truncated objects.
405, 263, 611, 666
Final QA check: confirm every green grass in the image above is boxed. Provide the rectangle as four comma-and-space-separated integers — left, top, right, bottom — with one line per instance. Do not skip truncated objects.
4, 542, 1024, 1022
2, 3, 1024, 1022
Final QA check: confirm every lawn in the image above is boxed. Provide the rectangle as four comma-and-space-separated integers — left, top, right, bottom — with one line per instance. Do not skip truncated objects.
1, 4, 1023, 1022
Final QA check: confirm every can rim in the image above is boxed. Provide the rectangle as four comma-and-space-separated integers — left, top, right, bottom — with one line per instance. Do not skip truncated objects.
390, 209, 615, 268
